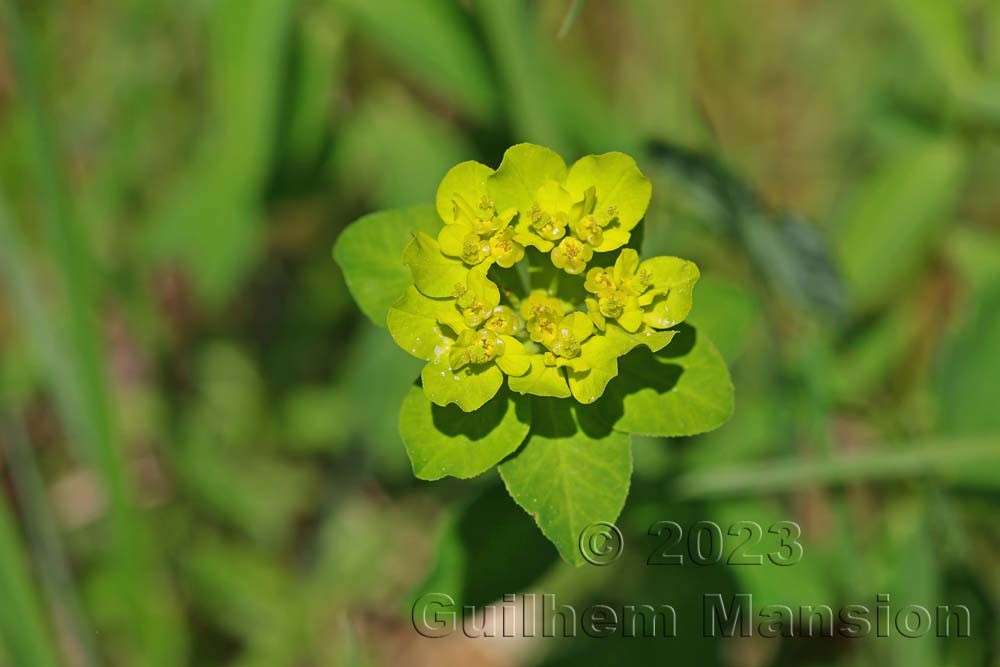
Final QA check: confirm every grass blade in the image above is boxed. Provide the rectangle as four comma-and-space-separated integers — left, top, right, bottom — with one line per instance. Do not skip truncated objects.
0, 499, 60, 667
0, 2, 185, 663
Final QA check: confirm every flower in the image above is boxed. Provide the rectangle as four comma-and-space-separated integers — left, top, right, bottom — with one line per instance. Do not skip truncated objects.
388, 270, 531, 411
584, 249, 700, 332
435, 162, 524, 269
387, 143, 698, 410
492, 146, 652, 275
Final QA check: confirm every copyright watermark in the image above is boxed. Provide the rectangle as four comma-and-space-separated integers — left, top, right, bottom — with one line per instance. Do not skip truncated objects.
578, 521, 624, 565
578, 519, 805, 566
411, 592, 973, 639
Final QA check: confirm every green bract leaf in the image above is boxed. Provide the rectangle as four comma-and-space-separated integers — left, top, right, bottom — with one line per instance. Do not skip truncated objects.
333, 205, 443, 325
398, 386, 531, 480
436, 160, 493, 223
507, 356, 571, 398
639, 255, 700, 328
565, 151, 652, 252
386, 286, 460, 360
421, 355, 504, 411
488, 143, 568, 213
563, 324, 674, 404
597, 324, 734, 436
498, 398, 632, 565
402, 231, 469, 298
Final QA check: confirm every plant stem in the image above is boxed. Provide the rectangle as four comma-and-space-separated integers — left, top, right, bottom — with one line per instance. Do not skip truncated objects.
672, 435, 1000, 499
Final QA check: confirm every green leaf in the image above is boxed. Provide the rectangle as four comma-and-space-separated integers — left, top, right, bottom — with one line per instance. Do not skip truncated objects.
333, 205, 442, 325
331, 0, 498, 120
686, 276, 762, 362
488, 143, 567, 213
386, 286, 461, 360
564, 324, 673, 404
475, 3, 573, 153
937, 280, 1000, 437
331, 89, 472, 209
885, 0, 976, 94
401, 232, 468, 298
565, 151, 652, 243
598, 324, 734, 437
420, 356, 504, 412
0, 500, 60, 667
835, 136, 965, 311
435, 160, 493, 223
639, 255, 699, 328
341, 324, 425, 477
408, 482, 557, 609
144, 0, 295, 305
646, 142, 845, 318
398, 386, 531, 480
508, 356, 570, 398
498, 398, 632, 565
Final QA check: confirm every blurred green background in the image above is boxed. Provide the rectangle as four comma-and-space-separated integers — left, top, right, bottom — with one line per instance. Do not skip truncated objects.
1, 0, 999, 665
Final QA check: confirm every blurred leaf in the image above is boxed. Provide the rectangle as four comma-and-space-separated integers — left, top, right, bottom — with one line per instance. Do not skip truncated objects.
646, 141, 846, 318
333, 205, 442, 326
499, 398, 632, 565
945, 226, 1000, 289
937, 280, 1000, 438
596, 325, 734, 437
687, 381, 793, 466
191, 343, 265, 447
835, 135, 964, 311
145, 0, 294, 304
410, 482, 557, 609
879, 503, 941, 666
332, 89, 471, 208
281, 5, 346, 170
622, 2, 710, 147
0, 501, 60, 667
886, 0, 976, 94
556, 0, 587, 39
182, 539, 307, 665
0, 4, 185, 659
340, 322, 424, 475
331, 0, 497, 120
476, 0, 573, 154
687, 276, 762, 363
398, 386, 531, 480
176, 439, 320, 548
2, 415, 98, 666
833, 297, 922, 401
312, 499, 431, 607
281, 384, 351, 453
712, 499, 835, 612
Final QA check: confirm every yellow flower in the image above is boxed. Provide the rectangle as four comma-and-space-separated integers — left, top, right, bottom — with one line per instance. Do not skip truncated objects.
551, 237, 593, 275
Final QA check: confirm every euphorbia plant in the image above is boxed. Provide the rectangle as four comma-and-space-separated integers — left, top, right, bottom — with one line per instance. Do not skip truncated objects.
335, 144, 733, 564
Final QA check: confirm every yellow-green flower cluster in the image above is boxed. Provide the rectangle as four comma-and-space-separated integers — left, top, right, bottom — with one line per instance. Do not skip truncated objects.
388, 144, 699, 411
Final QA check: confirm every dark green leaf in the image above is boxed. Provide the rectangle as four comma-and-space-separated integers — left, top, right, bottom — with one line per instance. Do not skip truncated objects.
398, 386, 531, 480
594, 324, 734, 437
408, 482, 557, 609
498, 398, 632, 565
